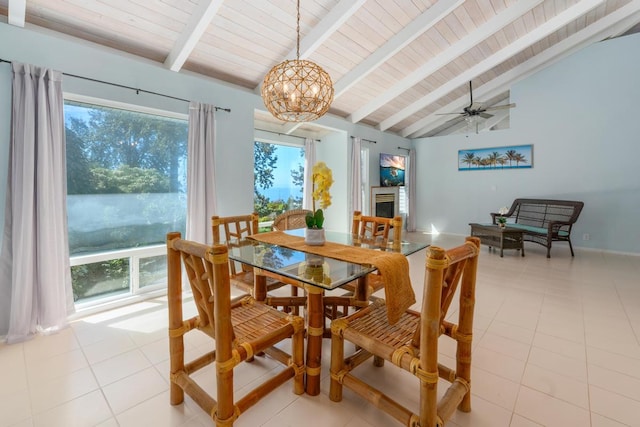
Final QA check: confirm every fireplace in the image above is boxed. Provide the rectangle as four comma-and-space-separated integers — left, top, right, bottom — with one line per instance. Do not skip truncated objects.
370, 186, 399, 218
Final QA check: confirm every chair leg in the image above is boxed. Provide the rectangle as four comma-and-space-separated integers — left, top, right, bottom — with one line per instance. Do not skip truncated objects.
329, 327, 345, 402
568, 238, 575, 256
292, 322, 305, 395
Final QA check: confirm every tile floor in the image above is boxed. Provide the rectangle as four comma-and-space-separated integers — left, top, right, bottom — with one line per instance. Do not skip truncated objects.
1, 233, 639, 427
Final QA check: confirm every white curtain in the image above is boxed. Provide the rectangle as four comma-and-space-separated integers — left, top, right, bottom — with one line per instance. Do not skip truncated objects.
406, 148, 417, 232
186, 102, 217, 245
0, 62, 74, 343
302, 137, 316, 210
350, 137, 362, 213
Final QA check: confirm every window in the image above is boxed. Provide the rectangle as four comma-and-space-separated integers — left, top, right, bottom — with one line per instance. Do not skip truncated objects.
65, 99, 188, 305
253, 141, 305, 225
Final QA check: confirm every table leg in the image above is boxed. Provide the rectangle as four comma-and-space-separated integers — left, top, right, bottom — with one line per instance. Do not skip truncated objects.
500, 234, 504, 257
253, 269, 267, 302
305, 284, 323, 396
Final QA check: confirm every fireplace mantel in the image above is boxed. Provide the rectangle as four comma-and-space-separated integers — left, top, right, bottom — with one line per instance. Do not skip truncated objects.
370, 186, 399, 218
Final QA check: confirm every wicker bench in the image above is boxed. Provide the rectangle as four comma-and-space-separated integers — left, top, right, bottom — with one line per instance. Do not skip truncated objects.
491, 198, 584, 258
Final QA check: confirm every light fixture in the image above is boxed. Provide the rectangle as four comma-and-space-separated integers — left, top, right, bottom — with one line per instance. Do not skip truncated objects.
261, 0, 334, 122
465, 114, 481, 133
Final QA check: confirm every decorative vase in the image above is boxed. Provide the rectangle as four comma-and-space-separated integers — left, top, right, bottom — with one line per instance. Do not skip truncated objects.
498, 222, 506, 229
305, 228, 325, 246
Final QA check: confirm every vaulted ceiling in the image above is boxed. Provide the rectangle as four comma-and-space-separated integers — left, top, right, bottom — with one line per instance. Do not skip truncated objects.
2, 0, 639, 137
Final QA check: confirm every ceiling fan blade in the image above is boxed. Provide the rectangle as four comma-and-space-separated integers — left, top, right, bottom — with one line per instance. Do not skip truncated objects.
479, 112, 493, 119
435, 112, 466, 116
485, 103, 516, 111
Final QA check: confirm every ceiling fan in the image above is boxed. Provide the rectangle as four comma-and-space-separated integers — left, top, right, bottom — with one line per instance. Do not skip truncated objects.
437, 81, 516, 132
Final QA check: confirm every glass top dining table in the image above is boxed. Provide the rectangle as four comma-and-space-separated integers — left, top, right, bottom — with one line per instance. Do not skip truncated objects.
224, 228, 428, 396
225, 228, 429, 291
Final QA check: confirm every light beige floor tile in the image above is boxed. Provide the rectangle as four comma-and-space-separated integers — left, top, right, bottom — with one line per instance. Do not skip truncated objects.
588, 363, 640, 402
494, 305, 539, 330
81, 333, 137, 365
139, 336, 170, 365
531, 331, 586, 361
0, 344, 28, 397
260, 392, 362, 427
514, 386, 590, 427
29, 367, 99, 414
23, 328, 79, 362
472, 346, 526, 383
589, 385, 640, 426
478, 332, 531, 361
26, 349, 88, 386
94, 419, 119, 427
587, 346, 640, 380
471, 367, 520, 410
521, 364, 589, 409
102, 367, 168, 414
91, 348, 151, 386
510, 414, 544, 427
486, 320, 536, 345
116, 390, 196, 427
527, 346, 587, 382
535, 312, 585, 344
0, 387, 31, 427
449, 395, 512, 427
590, 412, 630, 427
32, 390, 112, 427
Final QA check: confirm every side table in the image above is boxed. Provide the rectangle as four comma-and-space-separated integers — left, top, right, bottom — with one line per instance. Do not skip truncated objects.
469, 223, 525, 257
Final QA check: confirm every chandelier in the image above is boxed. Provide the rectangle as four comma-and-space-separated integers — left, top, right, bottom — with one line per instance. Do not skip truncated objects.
261, 0, 334, 122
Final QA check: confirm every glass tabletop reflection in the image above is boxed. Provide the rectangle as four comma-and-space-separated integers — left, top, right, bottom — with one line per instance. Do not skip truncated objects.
225, 229, 428, 290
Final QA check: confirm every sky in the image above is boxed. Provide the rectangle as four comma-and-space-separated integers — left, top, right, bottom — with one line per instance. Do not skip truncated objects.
270, 144, 304, 188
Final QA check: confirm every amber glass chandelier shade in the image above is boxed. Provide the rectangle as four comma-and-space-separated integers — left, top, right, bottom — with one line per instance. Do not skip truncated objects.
261, 58, 334, 122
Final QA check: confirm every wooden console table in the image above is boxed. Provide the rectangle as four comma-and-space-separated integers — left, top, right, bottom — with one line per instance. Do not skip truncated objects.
469, 223, 525, 257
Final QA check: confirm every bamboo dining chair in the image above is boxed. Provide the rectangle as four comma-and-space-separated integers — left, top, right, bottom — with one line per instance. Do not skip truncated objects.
167, 232, 305, 427
271, 209, 312, 231
212, 213, 306, 312
329, 237, 481, 427
342, 211, 403, 299
323, 211, 404, 337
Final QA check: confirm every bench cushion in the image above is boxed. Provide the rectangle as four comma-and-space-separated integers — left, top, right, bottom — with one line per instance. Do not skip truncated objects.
508, 223, 569, 237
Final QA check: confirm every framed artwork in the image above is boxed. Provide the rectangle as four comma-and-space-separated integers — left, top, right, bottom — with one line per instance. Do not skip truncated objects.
458, 144, 533, 171
379, 153, 406, 186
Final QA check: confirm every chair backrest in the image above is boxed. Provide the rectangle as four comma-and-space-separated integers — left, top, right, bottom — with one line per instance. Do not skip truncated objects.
212, 213, 259, 243
414, 236, 480, 355
351, 210, 403, 248
272, 209, 312, 231
167, 232, 232, 341
211, 213, 259, 276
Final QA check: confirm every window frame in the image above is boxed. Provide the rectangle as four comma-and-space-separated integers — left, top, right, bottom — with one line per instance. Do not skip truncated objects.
64, 93, 188, 312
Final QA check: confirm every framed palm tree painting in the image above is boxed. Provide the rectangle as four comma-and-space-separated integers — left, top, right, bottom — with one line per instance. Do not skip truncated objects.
458, 144, 533, 171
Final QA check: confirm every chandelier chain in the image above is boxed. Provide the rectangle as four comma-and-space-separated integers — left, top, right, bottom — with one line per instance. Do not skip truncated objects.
296, 0, 300, 60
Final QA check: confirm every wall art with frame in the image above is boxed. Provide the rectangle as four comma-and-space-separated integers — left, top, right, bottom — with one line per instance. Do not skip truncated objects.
458, 144, 533, 171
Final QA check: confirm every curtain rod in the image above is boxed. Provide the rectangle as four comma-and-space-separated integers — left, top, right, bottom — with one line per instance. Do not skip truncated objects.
0, 58, 231, 112
397, 147, 410, 152
255, 128, 321, 142
351, 135, 376, 144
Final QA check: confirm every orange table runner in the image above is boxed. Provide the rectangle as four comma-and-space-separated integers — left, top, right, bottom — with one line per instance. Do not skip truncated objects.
249, 231, 415, 325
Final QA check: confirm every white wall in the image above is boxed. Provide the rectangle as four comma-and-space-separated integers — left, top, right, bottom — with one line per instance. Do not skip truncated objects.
413, 33, 640, 254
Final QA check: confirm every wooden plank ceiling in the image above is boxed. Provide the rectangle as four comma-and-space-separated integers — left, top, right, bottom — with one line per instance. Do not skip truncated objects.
2, 0, 639, 137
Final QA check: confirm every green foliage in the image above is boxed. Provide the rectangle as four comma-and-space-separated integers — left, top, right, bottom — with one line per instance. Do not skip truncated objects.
254, 141, 277, 190
305, 209, 324, 229
89, 165, 170, 193
65, 101, 187, 194
71, 258, 129, 301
